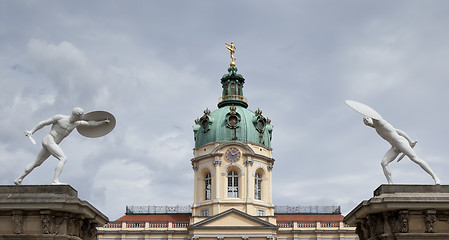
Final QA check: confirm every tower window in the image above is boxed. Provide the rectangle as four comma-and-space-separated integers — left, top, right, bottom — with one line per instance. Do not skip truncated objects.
255, 173, 262, 200
205, 173, 212, 200
224, 84, 228, 95
230, 83, 236, 95
227, 171, 239, 198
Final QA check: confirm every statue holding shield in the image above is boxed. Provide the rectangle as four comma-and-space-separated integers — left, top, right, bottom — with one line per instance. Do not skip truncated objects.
15, 107, 115, 185
346, 100, 440, 185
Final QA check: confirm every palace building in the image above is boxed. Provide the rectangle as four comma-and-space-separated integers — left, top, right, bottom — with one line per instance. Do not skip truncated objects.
97, 47, 357, 240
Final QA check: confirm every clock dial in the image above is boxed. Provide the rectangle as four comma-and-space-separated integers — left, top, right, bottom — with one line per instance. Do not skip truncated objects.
224, 147, 241, 163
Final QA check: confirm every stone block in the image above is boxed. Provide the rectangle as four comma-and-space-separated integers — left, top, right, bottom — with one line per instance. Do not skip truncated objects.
0, 185, 108, 240
344, 185, 449, 240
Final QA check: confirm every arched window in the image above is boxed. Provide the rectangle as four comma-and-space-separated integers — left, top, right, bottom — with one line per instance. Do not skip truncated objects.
227, 171, 239, 198
255, 173, 262, 200
205, 173, 211, 200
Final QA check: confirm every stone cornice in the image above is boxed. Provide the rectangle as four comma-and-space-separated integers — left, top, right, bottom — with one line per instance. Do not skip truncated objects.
191, 152, 274, 165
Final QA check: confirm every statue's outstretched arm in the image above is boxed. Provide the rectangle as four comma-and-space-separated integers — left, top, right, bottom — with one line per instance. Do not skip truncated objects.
27, 116, 60, 135
77, 119, 110, 127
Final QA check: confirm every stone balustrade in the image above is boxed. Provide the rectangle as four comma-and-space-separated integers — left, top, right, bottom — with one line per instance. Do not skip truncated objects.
102, 221, 190, 229
102, 220, 352, 230
276, 221, 351, 229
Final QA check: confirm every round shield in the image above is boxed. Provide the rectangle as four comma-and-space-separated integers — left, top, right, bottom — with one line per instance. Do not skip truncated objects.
77, 111, 116, 138
346, 100, 383, 120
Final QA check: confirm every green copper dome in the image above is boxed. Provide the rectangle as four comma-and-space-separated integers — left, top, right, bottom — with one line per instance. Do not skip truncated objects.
193, 66, 273, 149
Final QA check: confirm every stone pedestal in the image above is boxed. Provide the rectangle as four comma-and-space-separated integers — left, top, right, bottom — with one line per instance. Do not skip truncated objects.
344, 185, 449, 240
0, 185, 108, 240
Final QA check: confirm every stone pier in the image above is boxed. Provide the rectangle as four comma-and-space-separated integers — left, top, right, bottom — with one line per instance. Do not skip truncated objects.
344, 185, 449, 240
0, 185, 108, 240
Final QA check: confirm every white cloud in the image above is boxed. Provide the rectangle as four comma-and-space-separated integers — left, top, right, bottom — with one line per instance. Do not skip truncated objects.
91, 159, 154, 218
1, 1, 449, 222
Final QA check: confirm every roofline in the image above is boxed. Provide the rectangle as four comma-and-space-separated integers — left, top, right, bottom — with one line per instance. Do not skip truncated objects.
189, 208, 278, 229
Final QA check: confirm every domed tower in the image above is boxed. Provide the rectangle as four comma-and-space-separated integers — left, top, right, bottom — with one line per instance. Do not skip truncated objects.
191, 43, 275, 225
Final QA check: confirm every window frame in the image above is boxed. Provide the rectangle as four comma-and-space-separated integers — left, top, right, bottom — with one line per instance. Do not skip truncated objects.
205, 173, 212, 200
227, 170, 239, 198
255, 172, 262, 200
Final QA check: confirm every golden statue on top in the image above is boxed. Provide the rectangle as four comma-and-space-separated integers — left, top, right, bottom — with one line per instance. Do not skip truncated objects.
225, 42, 236, 66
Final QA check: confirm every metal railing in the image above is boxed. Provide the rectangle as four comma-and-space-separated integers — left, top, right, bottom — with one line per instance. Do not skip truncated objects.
274, 205, 341, 214
126, 205, 191, 214
125, 205, 341, 215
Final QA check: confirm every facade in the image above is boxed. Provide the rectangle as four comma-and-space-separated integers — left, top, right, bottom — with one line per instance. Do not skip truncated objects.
97, 55, 358, 240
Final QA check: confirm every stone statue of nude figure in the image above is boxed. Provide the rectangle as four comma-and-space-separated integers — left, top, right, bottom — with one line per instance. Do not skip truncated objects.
346, 100, 440, 185
15, 107, 110, 185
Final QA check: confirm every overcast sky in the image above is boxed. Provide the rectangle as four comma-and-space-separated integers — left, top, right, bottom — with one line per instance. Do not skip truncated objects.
1, 1, 449, 221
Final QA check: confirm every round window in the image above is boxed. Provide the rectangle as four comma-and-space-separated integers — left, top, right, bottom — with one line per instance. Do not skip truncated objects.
228, 115, 238, 126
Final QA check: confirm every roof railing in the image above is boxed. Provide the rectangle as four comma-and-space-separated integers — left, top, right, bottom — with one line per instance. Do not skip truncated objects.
126, 205, 192, 214
274, 205, 341, 214
125, 205, 341, 215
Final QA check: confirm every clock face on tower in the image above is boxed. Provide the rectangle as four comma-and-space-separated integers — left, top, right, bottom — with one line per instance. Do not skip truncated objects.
224, 147, 241, 163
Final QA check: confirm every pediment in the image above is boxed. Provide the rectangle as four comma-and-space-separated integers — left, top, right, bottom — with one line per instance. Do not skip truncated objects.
191, 208, 276, 229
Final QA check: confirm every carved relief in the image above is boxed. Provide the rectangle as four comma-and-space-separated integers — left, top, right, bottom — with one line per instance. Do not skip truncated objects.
244, 158, 253, 166
80, 219, 97, 240
399, 211, 409, 233
12, 212, 23, 234
360, 218, 370, 240
356, 213, 402, 239
53, 216, 65, 234
425, 211, 437, 233
76, 219, 84, 237
367, 214, 380, 237
67, 217, 78, 236
213, 158, 222, 166
6, 206, 102, 239
41, 214, 52, 234
355, 222, 366, 240
67, 217, 73, 235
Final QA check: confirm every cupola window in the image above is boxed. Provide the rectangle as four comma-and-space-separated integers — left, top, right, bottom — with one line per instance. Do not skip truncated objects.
257, 120, 265, 132
199, 108, 212, 133
201, 119, 209, 131
230, 83, 236, 95
224, 83, 228, 95
228, 115, 238, 127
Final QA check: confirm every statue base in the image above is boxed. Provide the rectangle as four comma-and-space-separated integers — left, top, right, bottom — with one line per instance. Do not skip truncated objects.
0, 185, 108, 240
344, 184, 449, 240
